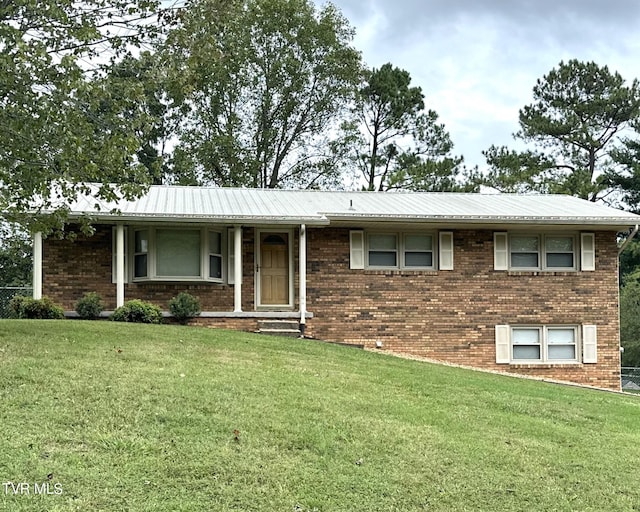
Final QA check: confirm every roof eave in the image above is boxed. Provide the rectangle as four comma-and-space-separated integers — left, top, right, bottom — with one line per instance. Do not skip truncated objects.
324, 213, 638, 229
67, 212, 330, 226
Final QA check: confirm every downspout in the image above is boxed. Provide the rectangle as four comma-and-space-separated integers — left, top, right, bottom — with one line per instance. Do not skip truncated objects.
299, 224, 306, 336
619, 224, 639, 256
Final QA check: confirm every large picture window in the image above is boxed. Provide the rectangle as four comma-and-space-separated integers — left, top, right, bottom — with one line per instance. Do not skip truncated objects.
131, 227, 225, 282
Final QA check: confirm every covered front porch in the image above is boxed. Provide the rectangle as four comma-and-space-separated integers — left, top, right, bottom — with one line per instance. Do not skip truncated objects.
33, 223, 314, 333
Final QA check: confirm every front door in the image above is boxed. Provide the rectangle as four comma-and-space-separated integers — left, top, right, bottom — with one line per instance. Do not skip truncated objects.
258, 232, 290, 307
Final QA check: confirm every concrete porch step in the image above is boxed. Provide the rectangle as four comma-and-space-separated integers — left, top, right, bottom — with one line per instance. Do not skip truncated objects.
257, 319, 301, 337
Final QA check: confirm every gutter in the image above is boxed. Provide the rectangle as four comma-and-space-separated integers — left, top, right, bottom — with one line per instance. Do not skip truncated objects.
619, 224, 640, 256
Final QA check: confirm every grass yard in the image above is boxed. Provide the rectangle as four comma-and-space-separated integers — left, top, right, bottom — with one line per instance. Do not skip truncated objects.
1, 320, 640, 511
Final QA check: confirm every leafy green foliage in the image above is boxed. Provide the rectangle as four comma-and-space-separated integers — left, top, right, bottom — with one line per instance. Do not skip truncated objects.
9, 296, 64, 319
339, 63, 476, 191
483, 60, 640, 202
164, 0, 361, 189
0, 224, 32, 286
168, 292, 201, 324
621, 279, 640, 366
620, 237, 640, 282
75, 292, 104, 319
0, 0, 176, 231
111, 299, 162, 323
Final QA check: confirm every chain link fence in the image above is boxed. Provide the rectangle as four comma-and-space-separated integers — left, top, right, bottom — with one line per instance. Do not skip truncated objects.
621, 367, 640, 392
0, 287, 32, 319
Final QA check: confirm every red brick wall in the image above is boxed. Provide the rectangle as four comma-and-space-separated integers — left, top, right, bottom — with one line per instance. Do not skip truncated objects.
43, 225, 255, 311
42, 224, 621, 390
304, 228, 621, 390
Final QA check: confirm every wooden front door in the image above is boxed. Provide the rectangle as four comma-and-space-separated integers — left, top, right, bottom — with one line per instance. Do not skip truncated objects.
259, 233, 289, 306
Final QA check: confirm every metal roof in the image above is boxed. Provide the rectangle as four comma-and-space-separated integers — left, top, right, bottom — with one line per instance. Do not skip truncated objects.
66, 185, 640, 228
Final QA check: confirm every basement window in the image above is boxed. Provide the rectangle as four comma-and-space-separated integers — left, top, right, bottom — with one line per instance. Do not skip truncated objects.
512, 326, 578, 363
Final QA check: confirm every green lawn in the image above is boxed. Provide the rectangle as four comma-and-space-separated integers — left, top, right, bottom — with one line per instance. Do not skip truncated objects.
1, 320, 639, 511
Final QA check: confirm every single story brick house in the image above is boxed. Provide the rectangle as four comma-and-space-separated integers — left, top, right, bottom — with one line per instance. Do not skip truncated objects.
34, 186, 640, 390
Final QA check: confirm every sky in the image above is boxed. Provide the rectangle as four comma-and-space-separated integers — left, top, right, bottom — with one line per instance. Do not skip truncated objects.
318, 0, 640, 171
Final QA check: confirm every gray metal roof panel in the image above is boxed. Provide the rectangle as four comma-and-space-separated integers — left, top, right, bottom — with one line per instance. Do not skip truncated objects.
64, 186, 640, 227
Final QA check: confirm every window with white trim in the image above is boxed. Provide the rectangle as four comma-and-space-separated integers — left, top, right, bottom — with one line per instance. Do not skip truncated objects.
502, 233, 578, 271
131, 227, 226, 282
366, 232, 435, 270
511, 326, 578, 363
511, 234, 576, 270
496, 324, 596, 364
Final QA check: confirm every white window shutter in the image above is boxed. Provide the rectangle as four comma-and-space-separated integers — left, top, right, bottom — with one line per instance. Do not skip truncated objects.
495, 325, 511, 364
439, 232, 454, 270
350, 231, 365, 269
494, 232, 508, 271
582, 325, 597, 363
111, 227, 128, 283
580, 233, 595, 271
227, 228, 235, 284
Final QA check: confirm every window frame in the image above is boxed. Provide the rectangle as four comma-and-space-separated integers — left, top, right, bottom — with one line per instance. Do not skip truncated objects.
510, 325, 579, 363
508, 233, 578, 272
365, 231, 436, 270
130, 226, 226, 283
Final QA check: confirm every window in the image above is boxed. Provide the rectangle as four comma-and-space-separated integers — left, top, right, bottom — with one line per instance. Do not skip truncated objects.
545, 236, 574, 269
368, 234, 398, 267
366, 233, 435, 270
131, 227, 225, 282
350, 230, 453, 271
134, 230, 149, 278
510, 235, 539, 268
494, 233, 593, 271
209, 231, 222, 280
511, 326, 578, 363
156, 229, 200, 277
404, 234, 434, 267
496, 324, 596, 364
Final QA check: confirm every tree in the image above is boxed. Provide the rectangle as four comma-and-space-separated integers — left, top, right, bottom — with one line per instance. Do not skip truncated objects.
483, 60, 640, 203
0, 0, 177, 232
609, 139, 640, 213
340, 63, 475, 192
0, 224, 32, 287
85, 51, 176, 185
621, 278, 640, 367
164, 0, 361, 189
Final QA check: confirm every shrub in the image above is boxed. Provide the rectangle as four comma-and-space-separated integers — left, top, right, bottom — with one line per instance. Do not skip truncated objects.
111, 300, 162, 324
9, 296, 65, 319
168, 292, 201, 324
75, 292, 104, 319
8, 295, 27, 318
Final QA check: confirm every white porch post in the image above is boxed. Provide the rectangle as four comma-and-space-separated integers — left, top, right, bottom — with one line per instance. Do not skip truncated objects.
32, 232, 43, 299
116, 223, 125, 308
233, 224, 242, 312
299, 224, 307, 331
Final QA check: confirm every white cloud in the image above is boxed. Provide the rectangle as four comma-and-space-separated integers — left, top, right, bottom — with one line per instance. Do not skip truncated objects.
320, 0, 640, 169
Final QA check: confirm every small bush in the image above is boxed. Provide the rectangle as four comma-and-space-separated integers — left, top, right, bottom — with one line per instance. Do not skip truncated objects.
75, 292, 104, 319
169, 292, 201, 324
9, 296, 65, 319
8, 295, 28, 318
111, 300, 162, 324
